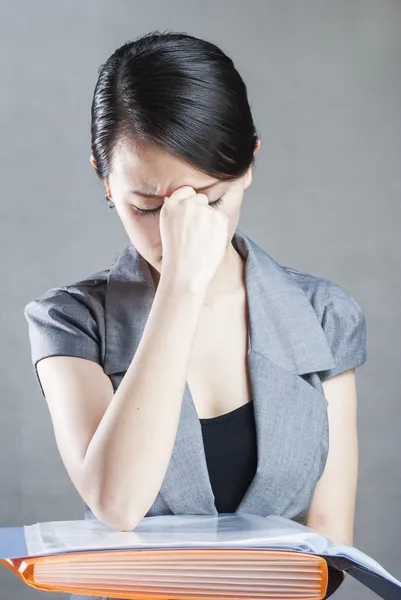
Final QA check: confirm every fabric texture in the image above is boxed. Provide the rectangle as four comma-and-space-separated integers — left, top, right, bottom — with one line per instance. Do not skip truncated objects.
23, 229, 365, 600
24, 271, 107, 397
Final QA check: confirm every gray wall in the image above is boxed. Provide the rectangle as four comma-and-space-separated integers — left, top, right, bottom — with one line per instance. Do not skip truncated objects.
0, 1, 400, 598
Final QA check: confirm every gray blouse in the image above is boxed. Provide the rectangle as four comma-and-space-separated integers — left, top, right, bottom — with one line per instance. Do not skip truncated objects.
24, 228, 367, 526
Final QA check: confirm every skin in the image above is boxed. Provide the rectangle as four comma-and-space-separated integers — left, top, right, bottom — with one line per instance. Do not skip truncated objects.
91, 139, 261, 303
306, 369, 358, 549
90, 138, 358, 548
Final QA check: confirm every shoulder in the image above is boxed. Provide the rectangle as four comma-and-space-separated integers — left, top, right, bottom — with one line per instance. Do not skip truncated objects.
24, 267, 110, 323
283, 265, 365, 325
283, 266, 367, 381
23, 267, 112, 389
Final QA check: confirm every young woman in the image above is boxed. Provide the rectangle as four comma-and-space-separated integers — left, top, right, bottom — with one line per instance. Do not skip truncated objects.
24, 30, 367, 599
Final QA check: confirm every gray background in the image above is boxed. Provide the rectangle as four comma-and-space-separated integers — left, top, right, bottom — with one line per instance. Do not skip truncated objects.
0, 1, 400, 598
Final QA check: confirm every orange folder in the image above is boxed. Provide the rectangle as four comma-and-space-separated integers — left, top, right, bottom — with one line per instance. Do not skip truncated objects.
1, 547, 328, 599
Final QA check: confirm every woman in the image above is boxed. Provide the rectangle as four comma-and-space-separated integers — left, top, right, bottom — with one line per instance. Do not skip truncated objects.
24, 30, 366, 599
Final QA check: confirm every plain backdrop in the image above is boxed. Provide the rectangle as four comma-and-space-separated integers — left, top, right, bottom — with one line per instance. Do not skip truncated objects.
0, 1, 400, 599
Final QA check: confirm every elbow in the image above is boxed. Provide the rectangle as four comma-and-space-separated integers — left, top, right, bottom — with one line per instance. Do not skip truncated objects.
83, 485, 143, 532
105, 517, 140, 532
90, 500, 142, 532
80, 466, 143, 532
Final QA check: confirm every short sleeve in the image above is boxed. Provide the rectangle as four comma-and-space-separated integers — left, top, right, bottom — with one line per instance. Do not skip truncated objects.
24, 287, 103, 397
318, 281, 367, 382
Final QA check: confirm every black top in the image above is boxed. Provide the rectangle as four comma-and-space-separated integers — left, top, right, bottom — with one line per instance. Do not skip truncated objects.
199, 400, 345, 599
200, 400, 257, 513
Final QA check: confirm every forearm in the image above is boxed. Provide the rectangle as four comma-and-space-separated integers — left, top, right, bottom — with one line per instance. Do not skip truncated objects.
82, 277, 206, 530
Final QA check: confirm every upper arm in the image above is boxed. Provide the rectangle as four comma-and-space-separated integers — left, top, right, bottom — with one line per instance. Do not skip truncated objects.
307, 369, 358, 545
24, 287, 114, 502
307, 281, 367, 544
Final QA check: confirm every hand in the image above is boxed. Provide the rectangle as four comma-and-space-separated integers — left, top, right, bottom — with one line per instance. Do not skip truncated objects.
159, 186, 229, 292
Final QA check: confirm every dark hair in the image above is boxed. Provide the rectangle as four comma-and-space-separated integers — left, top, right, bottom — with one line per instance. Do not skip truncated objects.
91, 30, 260, 183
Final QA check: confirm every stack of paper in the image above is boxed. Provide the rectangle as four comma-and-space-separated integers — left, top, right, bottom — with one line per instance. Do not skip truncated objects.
0, 513, 400, 599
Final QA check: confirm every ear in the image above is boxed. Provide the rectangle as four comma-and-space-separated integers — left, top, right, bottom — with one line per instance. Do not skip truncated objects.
91, 153, 112, 196
243, 138, 261, 190
105, 179, 112, 198
243, 167, 252, 190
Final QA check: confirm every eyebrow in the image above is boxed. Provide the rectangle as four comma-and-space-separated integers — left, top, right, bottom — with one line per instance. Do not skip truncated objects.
129, 182, 219, 200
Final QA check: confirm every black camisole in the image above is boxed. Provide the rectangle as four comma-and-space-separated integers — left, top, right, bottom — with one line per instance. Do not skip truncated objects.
199, 400, 257, 512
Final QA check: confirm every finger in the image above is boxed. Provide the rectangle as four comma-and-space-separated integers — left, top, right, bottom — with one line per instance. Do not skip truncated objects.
165, 186, 196, 204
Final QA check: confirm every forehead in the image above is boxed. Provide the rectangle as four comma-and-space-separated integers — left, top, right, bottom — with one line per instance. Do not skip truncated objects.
110, 140, 220, 197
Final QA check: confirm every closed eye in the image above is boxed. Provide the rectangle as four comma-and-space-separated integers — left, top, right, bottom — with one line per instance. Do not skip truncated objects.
131, 196, 225, 217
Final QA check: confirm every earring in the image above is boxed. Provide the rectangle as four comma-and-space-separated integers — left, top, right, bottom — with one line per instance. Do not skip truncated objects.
105, 194, 115, 209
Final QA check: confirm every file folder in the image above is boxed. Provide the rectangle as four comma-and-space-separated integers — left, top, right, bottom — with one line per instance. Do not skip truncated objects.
0, 513, 400, 599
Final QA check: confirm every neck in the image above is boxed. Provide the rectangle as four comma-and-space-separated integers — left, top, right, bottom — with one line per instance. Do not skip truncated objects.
203, 242, 245, 305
